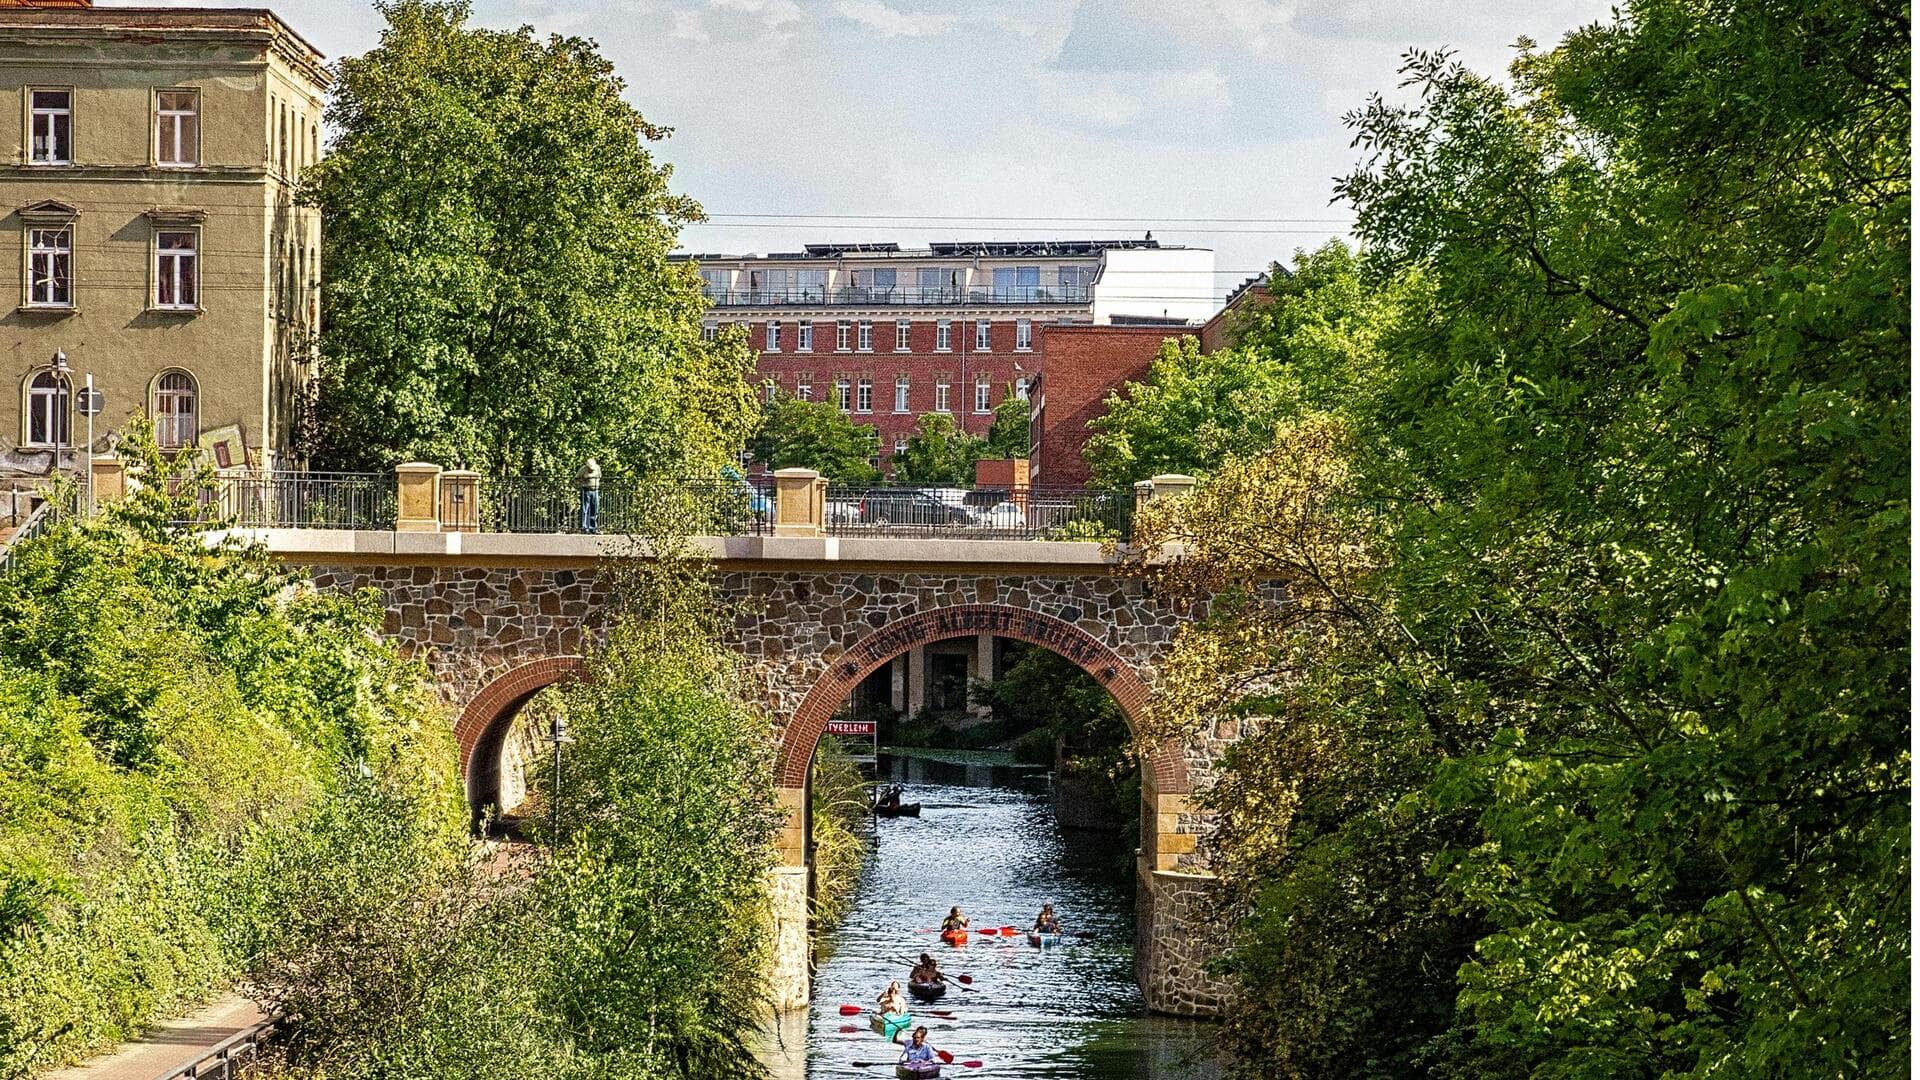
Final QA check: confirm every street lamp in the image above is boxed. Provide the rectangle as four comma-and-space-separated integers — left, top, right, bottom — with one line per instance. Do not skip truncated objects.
547, 712, 573, 844
51, 350, 96, 513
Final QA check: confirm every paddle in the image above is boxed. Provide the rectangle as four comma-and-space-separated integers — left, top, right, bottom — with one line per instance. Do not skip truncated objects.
976, 927, 997, 936
1000, 925, 1019, 936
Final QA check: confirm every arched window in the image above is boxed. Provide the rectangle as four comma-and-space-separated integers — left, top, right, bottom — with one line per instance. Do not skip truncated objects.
153, 370, 197, 449
26, 369, 69, 448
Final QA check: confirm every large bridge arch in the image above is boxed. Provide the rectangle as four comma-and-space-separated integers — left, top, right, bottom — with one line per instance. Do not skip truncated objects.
774, 603, 1186, 795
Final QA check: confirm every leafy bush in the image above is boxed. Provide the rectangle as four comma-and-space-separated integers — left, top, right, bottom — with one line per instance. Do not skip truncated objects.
0, 428, 455, 1077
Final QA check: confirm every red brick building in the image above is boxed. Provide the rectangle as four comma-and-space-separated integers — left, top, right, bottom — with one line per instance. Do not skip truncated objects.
676, 239, 1215, 467
1026, 324, 1180, 487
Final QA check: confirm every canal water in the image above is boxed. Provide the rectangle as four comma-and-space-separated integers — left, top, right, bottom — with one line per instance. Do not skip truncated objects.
760, 750, 1222, 1078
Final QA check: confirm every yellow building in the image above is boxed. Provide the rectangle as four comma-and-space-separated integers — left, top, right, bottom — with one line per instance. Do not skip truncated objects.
0, 1, 327, 487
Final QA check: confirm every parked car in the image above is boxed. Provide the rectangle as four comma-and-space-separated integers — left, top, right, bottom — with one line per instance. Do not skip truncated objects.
858, 490, 973, 527
976, 501, 1026, 530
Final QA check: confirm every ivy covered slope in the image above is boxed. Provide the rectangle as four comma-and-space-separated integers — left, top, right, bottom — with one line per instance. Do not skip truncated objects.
0, 432, 457, 1077
1120, 0, 1907, 1076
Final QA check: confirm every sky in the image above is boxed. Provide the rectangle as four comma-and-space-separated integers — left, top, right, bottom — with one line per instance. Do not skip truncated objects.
121, 0, 1615, 306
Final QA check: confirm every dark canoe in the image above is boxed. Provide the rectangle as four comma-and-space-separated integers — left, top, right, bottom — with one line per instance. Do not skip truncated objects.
874, 803, 921, 818
897, 1064, 942, 1079
1027, 931, 1063, 947
907, 978, 947, 1002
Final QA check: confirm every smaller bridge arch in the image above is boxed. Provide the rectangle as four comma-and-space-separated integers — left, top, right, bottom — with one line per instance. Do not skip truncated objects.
456, 655, 586, 820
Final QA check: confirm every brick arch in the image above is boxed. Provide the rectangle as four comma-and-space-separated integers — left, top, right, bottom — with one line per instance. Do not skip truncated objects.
455, 655, 586, 787
774, 603, 1185, 794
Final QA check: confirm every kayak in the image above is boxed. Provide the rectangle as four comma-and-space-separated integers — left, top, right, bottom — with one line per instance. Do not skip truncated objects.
875, 803, 921, 818
907, 978, 947, 1002
1028, 931, 1062, 947
871, 1011, 914, 1042
940, 929, 968, 946
897, 1064, 941, 1079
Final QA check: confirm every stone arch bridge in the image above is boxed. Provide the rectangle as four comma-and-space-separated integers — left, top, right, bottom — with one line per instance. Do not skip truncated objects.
241, 473, 1242, 1016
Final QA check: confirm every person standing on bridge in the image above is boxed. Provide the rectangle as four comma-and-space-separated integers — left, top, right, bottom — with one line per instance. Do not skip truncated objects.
576, 458, 601, 534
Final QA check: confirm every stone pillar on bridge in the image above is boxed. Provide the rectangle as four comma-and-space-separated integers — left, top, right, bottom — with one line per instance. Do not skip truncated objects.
889, 655, 907, 712
905, 644, 927, 716
768, 785, 810, 1013
772, 468, 827, 538
394, 462, 442, 532
970, 632, 995, 719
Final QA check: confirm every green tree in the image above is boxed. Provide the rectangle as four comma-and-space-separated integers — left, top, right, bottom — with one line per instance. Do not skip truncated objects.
307, 0, 758, 476
746, 392, 881, 483
891, 413, 985, 485
981, 392, 1031, 459
1128, 1, 1909, 1075
1083, 242, 1376, 487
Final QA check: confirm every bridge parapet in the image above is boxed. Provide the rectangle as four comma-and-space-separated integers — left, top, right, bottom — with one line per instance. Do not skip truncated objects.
122, 462, 1207, 544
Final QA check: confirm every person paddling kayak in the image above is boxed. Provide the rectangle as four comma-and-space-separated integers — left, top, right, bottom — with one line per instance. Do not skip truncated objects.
875, 982, 913, 1042
941, 907, 969, 933
909, 953, 944, 985
1033, 903, 1062, 934
899, 1027, 940, 1073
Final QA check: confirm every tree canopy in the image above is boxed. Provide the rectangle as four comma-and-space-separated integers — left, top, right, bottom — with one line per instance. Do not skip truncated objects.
1125, 1, 1909, 1075
306, 0, 758, 476
745, 393, 881, 484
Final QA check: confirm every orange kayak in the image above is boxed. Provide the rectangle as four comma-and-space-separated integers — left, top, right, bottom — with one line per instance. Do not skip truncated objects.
940, 929, 969, 946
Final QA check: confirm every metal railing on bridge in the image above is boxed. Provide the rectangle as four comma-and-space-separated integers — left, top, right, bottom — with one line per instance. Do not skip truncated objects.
823, 484, 1133, 541
154, 469, 1146, 542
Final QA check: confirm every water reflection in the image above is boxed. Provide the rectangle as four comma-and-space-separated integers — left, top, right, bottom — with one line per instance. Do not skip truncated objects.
762, 750, 1222, 1079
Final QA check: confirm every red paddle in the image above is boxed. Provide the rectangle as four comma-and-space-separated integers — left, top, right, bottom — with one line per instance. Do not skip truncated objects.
839, 1025, 860, 1034
976, 927, 997, 936
838, 1004, 863, 1016
1000, 925, 1018, 936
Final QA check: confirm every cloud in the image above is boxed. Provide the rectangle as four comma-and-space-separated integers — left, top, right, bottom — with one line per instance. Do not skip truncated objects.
671, 8, 712, 42
707, 0, 802, 28
832, 0, 955, 38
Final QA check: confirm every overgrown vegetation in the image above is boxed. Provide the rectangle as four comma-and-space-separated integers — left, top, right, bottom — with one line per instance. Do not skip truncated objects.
1119, 2, 1909, 1075
0, 428, 457, 1077
255, 541, 785, 1079
746, 392, 882, 483
808, 738, 873, 931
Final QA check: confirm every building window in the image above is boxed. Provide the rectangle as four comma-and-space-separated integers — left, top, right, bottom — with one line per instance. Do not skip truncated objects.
765, 320, 782, 352
28, 226, 72, 308
975, 319, 991, 351
1014, 376, 1030, 401
156, 89, 199, 167
796, 319, 813, 352
852, 267, 896, 299
894, 376, 909, 413
29, 90, 71, 165
1016, 318, 1032, 351
934, 377, 951, 414
796, 376, 812, 401
153, 370, 197, 449
917, 266, 952, 300
856, 377, 873, 413
1060, 265, 1097, 297
836, 320, 851, 352
895, 320, 911, 352
25, 369, 70, 448
857, 320, 873, 352
764, 378, 778, 402
974, 375, 992, 414
701, 322, 717, 342
699, 269, 727, 299
993, 265, 1039, 301
894, 438, 908, 456
935, 320, 952, 352
835, 377, 852, 412
155, 230, 199, 310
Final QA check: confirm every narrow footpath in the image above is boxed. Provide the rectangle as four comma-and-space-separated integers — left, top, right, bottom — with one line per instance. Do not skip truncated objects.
41, 994, 267, 1080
